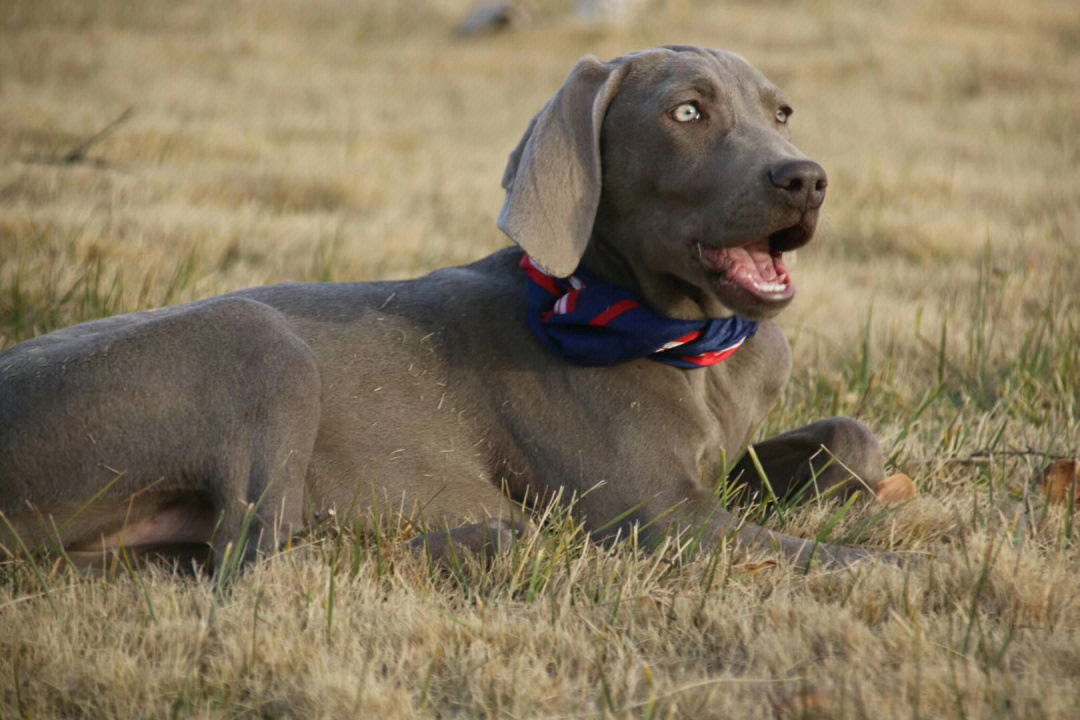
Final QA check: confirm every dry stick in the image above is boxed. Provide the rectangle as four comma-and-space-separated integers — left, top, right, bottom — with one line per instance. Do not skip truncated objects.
949, 447, 1074, 465
61, 106, 134, 163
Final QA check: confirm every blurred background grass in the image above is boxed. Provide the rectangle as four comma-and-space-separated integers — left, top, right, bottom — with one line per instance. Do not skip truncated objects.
1, 1, 1079, 717
3, 0, 1077, 343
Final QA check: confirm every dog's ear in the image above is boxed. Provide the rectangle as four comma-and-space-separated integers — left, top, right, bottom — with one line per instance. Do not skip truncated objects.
498, 56, 628, 277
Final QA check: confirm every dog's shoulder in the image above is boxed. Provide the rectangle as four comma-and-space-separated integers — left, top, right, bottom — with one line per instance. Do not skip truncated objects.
406, 246, 529, 319
428, 246, 526, 295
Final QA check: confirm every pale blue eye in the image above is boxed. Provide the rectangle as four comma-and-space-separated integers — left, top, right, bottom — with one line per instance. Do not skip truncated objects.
672, 103, 701, 122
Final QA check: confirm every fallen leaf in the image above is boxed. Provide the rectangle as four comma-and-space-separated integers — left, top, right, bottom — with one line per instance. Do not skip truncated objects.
636, 596, 662, 614
774, 685, 831, 719
875, 473, 917, 506
1033, 459, 1080, 509
739, 559, 778, 575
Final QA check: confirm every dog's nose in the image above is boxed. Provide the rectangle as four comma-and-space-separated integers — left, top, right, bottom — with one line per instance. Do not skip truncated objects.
768, 159, 827, 209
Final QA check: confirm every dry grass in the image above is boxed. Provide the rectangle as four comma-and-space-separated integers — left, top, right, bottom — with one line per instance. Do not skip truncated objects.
2, 0, 1079, 717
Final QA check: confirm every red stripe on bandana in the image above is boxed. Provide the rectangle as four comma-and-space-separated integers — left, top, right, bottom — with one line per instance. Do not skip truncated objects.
589, 299, 640, 327
520, 257, 562, 296
671, 330, 702, 345
678, 339, 744, 366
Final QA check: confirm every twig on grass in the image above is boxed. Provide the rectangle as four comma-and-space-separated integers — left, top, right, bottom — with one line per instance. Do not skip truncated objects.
23, 106, 134, 168
61, 106, 133, 163
946, 447, 1075, 466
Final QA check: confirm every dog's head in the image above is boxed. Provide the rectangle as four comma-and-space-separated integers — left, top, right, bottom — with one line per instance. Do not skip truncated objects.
499, 46, 824, 321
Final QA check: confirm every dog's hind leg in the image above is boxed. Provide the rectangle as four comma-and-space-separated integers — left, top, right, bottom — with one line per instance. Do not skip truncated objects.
0, 297, 322, 572
204, 324, 322, 572
727, 417, 885, 503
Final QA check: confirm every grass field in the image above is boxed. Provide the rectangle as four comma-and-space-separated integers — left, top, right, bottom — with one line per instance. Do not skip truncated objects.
2, 0, 1080, 717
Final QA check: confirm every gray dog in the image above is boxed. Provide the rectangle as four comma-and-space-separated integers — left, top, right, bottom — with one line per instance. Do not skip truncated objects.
0, 46, 886, 571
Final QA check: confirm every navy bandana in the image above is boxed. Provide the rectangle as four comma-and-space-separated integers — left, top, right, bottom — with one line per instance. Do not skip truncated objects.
520, 255, 758, 369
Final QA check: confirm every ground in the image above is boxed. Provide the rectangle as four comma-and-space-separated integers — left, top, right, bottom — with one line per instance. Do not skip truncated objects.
1, 0, 1079, 717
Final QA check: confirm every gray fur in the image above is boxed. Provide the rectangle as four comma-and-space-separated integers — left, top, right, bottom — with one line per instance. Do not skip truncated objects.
0, 47, 885, 570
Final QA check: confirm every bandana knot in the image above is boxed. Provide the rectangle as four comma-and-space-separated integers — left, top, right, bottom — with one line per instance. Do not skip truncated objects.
520, 254, 758, 369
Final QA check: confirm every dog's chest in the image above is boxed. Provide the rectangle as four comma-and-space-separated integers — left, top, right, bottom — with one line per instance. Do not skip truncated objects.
491, 322, 790, 497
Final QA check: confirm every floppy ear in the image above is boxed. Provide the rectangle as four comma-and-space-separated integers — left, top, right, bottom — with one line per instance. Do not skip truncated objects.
498, 56, 628, 277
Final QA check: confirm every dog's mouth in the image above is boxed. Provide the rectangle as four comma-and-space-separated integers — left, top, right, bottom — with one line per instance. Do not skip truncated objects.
698, 239, 793, 302
695, 219, 815, 308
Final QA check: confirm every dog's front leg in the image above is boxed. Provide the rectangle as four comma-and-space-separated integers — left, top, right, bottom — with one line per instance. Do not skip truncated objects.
408, 518, 531, 570
697, 416, 889, 567
671, 494, 888, 568
726, 417, 885, 503
606, 416, 889, 567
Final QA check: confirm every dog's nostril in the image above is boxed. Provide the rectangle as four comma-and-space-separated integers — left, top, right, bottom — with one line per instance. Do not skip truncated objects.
768, 160, 827, 206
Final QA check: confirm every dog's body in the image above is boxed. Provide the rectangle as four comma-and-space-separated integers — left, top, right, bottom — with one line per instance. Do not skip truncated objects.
0, 47, 885, 568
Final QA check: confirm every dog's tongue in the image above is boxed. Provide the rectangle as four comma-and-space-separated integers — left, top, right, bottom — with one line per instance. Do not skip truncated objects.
723, 243, 779, 282
699, 240, 790, 296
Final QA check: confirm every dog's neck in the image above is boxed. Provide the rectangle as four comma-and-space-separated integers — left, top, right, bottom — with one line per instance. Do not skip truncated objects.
579, 236, 733, 322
